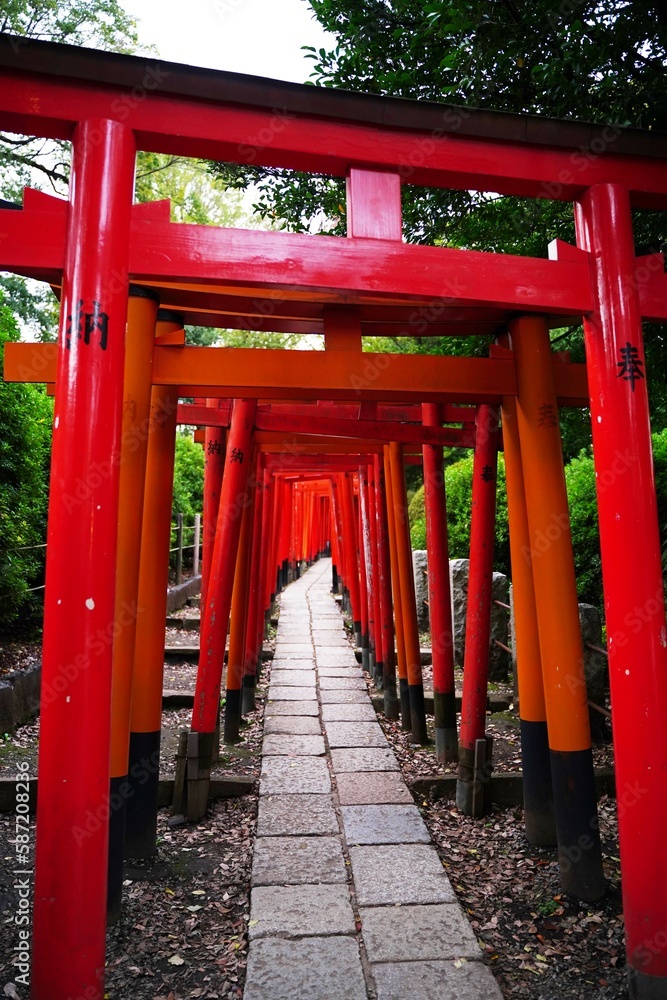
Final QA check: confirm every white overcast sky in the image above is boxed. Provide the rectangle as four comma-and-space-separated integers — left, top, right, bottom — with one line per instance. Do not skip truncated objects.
121, 0, 336, 83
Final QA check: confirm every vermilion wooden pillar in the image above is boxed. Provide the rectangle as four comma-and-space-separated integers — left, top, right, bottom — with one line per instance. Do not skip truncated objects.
374, 454, 398, 718
191, 399, 257, 796
501, 393, 556, 846
510, 314, 604, 902
201, 402, 226, 610
225, 482, 254, 743
576, 184, 667, 996
357, 475, 371, 672
422, 403, 457, 762
125, 314, 181, 859
32, 118, 135, 1000
242, 455, 266, 713
341, 472, 362, 646
388, 441, 428, 744
366, 462, 383, 685
383, 447, 410, 729
457, 405, 499, 816
107, 286, 159, 925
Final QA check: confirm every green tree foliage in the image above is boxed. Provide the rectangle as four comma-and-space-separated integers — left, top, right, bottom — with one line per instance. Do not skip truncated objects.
0, 296, 52, 633
171, 432, 204, 523
216, 2, 667, 441
410, 430, 667, 612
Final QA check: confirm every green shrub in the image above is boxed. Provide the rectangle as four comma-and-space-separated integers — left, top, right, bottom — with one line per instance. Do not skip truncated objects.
171, 432, 204, 522
0, 299, 53, 634
564, 450, 602, 605
408, 454, 510, 576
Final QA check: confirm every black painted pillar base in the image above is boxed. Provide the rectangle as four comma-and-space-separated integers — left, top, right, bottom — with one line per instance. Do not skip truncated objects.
383, 679, 399, 720
456, 737, 493, 818
373, 653, 383, 689
361, 633, 370, 673
224, 688, 243, 744
399, 677, 411, 731
550, 747, 606, 901
628, 968, 667, 1000
353, 620, 362, 651
434, 690, 458, 763
332, 563, 338, 594
107, 775, 128, 924
408, 683, 428, 745
520, 719, 556, 846
125, 730, 161, 859
242, 674, 256, 715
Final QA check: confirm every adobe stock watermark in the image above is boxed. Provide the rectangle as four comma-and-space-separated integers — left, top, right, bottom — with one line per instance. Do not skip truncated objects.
11, 760, 32, 991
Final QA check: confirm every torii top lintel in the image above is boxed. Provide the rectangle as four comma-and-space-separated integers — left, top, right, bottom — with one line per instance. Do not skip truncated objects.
1, 34, 666, 207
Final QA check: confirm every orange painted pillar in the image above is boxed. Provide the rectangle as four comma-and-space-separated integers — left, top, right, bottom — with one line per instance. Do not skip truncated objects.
501, 393, 556, 846
511, 313, 604, 902
124, 315, 181, 860
107, 286, 159, 923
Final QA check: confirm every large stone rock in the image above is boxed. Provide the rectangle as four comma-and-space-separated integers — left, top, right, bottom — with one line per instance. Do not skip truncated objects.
412, 550, 430, 631
449, 559, 510, 680
449, 558, 469, 669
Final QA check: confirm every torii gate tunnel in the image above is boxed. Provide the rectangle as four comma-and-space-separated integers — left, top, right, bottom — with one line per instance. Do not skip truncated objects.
1, 34, 667, 1000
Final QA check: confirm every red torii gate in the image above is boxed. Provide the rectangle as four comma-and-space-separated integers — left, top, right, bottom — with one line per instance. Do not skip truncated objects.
1, 33, 666, 1000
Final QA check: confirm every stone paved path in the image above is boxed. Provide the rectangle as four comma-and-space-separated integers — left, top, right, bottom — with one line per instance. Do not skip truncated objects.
244, 559, 504, 1000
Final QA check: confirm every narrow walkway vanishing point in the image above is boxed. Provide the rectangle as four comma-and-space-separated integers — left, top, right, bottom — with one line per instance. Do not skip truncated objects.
245, 560, 504, 1000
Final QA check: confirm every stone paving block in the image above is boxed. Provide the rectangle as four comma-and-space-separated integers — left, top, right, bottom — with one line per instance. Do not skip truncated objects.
317, 666, 363, 678
265, 700, 319, 717
330, 747, 399, 772
262, 734, 326, 756
372, 960, 503, 1000
324, 722, 388, 748
268, 685, 318, 701
318, 676, 367, 690
260, 756, 331, 795
264, 715, 322, 736
320, 690, 371, 706
312, 634, 350, 647
321, 703, 378, 722
252, 835, 346, 885
311, 624, 346, 632
314, 653, 359, 668
266, 670, 316, 687
244, 937, 367, 1000
249, 884, 356, 939
349, 844, 455, 905
341, 804, 430, 844
359, 904, 480, 962
274, 643, 314, 654
257, 793, 338, 836
336, 771, 413, 805
270, 658, 316, 670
